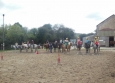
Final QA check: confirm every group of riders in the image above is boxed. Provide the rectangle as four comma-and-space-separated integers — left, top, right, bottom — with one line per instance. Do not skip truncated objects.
45, 36, 100, 53
15, 40, 35, 49
14, 36, 100, 53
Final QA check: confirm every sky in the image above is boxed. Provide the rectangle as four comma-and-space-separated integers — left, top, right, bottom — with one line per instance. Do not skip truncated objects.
0, 0, 115, 34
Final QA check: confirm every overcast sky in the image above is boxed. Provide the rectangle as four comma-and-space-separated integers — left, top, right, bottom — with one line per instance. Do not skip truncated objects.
0, 0, 115, 33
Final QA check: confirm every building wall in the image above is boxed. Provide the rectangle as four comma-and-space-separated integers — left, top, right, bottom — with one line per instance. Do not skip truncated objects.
83, 36, 109, 47
95, 15, 115, 47
99, 37, 109, 47
96, 15, 115, 36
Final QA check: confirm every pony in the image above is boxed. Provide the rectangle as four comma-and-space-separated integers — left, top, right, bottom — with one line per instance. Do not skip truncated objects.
76, 41, 82, 54
11, 44, 23, 52
92, 41, 100, 54
43, 43, 49, 51
34, 44, 40, 53
11, 45, 18, 50
62, 42, 72, 53
22, 43, 34, 52
52, 42, 58, 52
84, 41, 91, 54
57, 42, 63, 53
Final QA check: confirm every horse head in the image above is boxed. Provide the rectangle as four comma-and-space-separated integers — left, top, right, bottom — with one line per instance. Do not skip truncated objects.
68, 42, 72, 46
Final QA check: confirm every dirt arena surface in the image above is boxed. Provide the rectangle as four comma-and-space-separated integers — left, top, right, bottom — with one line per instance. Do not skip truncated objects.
0, 49, 115, 83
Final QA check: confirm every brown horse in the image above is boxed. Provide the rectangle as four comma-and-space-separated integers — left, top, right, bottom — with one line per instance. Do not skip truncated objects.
62, 42, 72, 53
43, 43, 49, 51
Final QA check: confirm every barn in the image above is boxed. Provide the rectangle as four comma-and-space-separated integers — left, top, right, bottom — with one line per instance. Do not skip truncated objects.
96, 14, 115, 47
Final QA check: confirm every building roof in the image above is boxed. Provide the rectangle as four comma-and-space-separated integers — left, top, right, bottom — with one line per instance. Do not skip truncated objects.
97, 14, 115, 27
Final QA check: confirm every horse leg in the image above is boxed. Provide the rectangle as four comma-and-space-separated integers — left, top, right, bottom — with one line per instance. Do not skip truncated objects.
19, 48, 21, 53
54, 48, 55, 52
26, 48, 28, 52
89, 48, 90, 53
97, 47, 99, 54
31, 47, 33, 53
86, 48, 88, 53
94, 48, 96, 54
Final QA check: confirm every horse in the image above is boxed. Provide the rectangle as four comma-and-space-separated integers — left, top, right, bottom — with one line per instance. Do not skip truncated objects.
52, 42, 58, 52
92, 42, 100, 54
22, 43, 34, 52
84, 41, 91, 54
62, 42, 72, 54
34, 44, 40, 53
43, 43, 49, 51
57, 42, 63, 53
76, 41, 82, 54
11, 45, 17, 50
11, 44, 23, 52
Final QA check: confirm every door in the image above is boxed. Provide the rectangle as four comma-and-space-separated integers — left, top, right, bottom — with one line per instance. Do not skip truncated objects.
109, 36, 114, 47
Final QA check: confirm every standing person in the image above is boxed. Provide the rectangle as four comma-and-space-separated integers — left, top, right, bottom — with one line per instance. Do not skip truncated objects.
31, 40, 34, 48
64, 38, 69, 48
27, 40, 29, 49
49, 42, 53, 53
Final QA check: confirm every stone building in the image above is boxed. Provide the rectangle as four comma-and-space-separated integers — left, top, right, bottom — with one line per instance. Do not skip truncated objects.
96, 14, 115, 47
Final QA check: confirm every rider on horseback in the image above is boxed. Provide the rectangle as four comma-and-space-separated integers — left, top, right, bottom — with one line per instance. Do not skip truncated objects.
76, 37, 82, 47
94, 37, 99, 47
64, 38, 69, 49
85, 37, 90, 48
85, 37, 90, 53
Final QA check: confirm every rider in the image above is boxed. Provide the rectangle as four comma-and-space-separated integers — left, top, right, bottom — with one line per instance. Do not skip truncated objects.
76, 37, 82, 52
64, 38, 69, 48
85, 37, 90, 47
94, 37, 99, 47
85, 37, 89, 43
85, 37, 90, 53
76, 37, 82, 46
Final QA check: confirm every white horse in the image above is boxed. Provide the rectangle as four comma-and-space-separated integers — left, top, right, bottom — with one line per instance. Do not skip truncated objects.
11, 45, 17, 52
11, 45, 22, 52
34, 44, 40, 52
22, 42, 41, 53
22, 43, 34, 52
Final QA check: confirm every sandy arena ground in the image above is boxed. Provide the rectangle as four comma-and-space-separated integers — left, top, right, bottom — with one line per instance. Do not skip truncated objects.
0, 49, 115, 83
